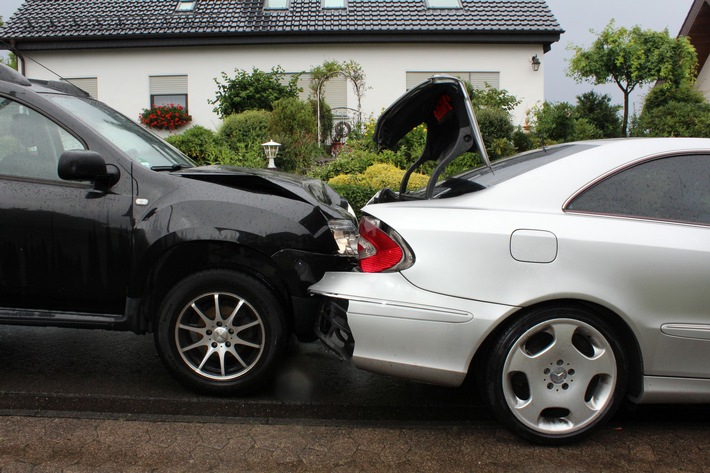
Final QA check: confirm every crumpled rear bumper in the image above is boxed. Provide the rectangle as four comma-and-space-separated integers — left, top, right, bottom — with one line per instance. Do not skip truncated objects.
315, 297, 353, 360
310, 271, 518, 387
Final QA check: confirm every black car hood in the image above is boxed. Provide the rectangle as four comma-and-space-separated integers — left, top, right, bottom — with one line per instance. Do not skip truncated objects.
173, 165, 351, 213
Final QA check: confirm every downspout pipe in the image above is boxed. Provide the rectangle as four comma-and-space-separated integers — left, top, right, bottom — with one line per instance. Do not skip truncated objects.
7, 39, 25, 76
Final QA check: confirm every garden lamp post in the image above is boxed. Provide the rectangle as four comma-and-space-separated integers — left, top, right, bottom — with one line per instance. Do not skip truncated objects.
261, 140, 281, 169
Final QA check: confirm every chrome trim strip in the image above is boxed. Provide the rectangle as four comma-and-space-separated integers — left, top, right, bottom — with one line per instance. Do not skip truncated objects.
661, 323, 710, 341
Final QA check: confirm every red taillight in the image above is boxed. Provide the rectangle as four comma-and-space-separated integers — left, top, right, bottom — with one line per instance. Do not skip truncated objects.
358, 216, 411, 273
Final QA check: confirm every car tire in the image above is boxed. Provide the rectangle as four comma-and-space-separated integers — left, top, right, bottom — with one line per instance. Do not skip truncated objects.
155, 269, 287, 395
483, 305, 628, 444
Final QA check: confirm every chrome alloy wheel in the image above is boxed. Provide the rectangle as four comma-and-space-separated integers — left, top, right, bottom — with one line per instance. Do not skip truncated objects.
174, 291, 265, 381
502, 318, 617, 435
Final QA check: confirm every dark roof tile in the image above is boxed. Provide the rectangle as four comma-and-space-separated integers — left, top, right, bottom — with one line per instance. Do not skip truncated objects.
2, 0, 562, 43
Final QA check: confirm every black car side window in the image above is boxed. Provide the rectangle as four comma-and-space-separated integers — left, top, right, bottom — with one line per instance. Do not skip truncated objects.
0, 97, 85, 181
567, 154, 710, 225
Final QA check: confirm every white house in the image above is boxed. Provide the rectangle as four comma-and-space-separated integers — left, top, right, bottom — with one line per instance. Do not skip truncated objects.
1, 0, 562, 134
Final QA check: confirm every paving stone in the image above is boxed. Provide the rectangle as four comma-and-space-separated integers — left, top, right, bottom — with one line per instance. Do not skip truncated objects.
1, 415, 710, 472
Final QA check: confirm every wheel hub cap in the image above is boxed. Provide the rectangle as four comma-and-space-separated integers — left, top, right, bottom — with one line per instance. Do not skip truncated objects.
213, 327, 229, 343
550, 367, 567, 384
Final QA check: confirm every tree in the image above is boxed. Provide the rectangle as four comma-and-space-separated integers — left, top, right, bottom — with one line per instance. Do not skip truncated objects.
533, 101, 577, 143
568, 20, 698, 136
209, 66, 299, 117
0, 16, 17, 70
468, 84, 521, 112
268, 97, 324, 173
575, 91, 622, 138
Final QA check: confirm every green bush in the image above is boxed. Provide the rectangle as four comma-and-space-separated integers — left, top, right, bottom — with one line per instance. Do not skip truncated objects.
328, 183, 378, 216
310, 145, 379, 181
203, 144, 246, 167
163, 126, 205, 162
166, 125, 221, 165
476, 108, 514, 159
329, 162, 429, 190
573, 118, 604, 141
632, 82, 710, 138
218, 110, 271, 147
440, 152, 482, 176
469, 84, 521, 112
311, 98, 333, 144
512, 127, 533, 153
269, 97, 324, 173
328, 163, 429, 216
395, 124, 428, 162
210, 66, 299, 117
212, 110, 272, 168
642, 82, 706, 111
575, 91, 622, 138
633, 101, 710, 137
533, 101, 576, 142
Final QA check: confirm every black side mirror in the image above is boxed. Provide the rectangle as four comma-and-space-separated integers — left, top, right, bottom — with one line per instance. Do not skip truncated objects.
58, 150, 120, 188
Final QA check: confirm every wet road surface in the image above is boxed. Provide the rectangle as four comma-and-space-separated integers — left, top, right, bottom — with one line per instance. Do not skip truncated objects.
2, 326, 710, 471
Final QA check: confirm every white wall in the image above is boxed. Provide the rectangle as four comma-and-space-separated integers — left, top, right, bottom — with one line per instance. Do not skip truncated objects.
22, 42, 545, 134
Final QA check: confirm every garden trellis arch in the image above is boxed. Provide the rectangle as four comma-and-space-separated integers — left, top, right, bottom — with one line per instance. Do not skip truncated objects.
313, 65, 366, 144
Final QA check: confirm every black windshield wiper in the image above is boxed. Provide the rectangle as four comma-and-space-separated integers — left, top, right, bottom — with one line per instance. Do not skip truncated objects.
150, 163, 193, 172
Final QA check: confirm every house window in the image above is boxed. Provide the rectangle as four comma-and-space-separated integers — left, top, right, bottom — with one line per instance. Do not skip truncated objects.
149, 75, 188, 110
176, 0, 197, 12
63, 77, 98, 99
406, 71, 500, 91
264, 0, 289, 10
424, 0, 462, 8
323, 0, 347, 9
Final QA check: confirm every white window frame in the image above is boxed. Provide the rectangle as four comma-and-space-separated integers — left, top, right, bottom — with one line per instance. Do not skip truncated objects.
176, 0, 197, 12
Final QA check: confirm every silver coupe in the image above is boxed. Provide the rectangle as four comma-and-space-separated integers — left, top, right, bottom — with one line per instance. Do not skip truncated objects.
310, 76, 710, 444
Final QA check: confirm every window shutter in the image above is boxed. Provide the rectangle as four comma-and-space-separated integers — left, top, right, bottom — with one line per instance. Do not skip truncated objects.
64, 78, 98, 98
468, 72, 500, 90
407, 71, 500, 91
322, 76, 347, 113
149, 75, 188, 95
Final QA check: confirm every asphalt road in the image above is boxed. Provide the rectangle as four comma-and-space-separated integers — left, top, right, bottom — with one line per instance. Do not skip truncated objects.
2, 324, 710, 428
3, 326, 710, 471
0, 325, 485, 423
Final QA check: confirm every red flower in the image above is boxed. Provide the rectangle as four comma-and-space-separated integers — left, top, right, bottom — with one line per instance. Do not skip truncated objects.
139, 104, 192, 130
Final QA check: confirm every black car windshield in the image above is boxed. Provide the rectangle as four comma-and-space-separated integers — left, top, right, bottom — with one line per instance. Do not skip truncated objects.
431, 144, 598, 198
45, 93, 195, 169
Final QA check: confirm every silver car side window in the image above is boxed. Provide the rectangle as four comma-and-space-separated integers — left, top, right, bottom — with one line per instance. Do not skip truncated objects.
568, 154, 710, 225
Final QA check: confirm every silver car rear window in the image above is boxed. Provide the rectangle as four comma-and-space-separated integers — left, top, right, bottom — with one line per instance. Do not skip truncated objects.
462, 144, 597, 187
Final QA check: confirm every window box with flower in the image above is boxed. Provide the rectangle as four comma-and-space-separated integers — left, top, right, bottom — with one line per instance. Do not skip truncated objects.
139, 104, 192, 130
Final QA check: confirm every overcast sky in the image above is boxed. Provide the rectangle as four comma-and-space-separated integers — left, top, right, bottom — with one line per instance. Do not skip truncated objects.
545, 0, 694, 114
1, 0, 696, 112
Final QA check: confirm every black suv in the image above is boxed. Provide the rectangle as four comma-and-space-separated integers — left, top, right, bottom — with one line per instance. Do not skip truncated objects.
0, 64, 357, 394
